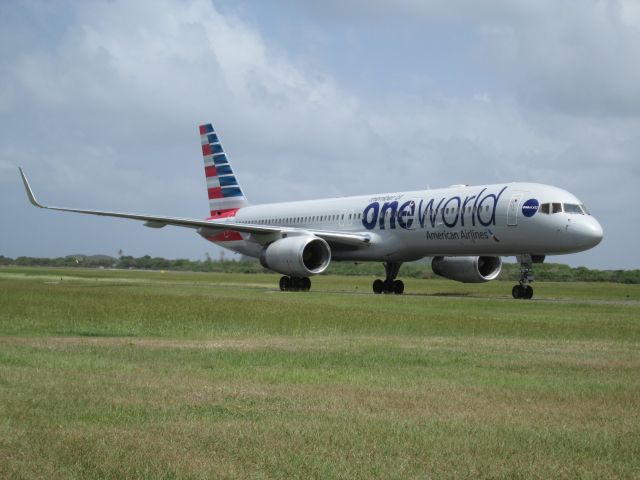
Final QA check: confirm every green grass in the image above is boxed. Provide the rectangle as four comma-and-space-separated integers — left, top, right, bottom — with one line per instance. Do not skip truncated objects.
0, 267, 639, 478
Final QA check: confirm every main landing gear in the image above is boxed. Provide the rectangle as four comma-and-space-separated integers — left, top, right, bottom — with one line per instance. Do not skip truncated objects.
512, 255, 534, 299
279, 276, 311, 292
372, 262, 404, 295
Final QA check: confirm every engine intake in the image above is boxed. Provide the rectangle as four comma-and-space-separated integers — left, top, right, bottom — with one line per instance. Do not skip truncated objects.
431, 256, 502, 283
260, 236, 331, 277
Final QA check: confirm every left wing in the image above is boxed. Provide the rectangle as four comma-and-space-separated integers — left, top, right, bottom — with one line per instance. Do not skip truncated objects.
19, 168, 371, 247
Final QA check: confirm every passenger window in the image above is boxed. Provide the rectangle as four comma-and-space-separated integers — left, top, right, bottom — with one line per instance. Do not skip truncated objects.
552, 203, 562, 214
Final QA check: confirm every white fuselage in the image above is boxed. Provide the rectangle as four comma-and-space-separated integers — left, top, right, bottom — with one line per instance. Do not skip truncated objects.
205, 182, 603, 262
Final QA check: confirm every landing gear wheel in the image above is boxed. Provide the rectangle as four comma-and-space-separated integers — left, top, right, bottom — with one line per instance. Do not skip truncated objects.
512, 284, 534, 299
279, 276, 311, 292
293, 277, 306, 292
372, 262, 405, 295
512, 255, 535, 300
512, 285, 523, 299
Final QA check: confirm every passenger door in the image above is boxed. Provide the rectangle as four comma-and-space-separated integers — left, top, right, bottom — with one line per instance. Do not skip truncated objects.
507, 194, 522, 226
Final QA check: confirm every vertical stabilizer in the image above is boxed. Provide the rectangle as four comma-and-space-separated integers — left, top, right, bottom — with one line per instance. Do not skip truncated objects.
199, 123, 249, 217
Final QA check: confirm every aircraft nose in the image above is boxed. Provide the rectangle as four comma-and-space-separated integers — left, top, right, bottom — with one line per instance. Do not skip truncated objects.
573, 216, 603, 248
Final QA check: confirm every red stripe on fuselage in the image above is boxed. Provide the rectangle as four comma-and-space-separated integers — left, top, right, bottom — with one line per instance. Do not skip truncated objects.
206, 231, 243, 242
207, 208, 239, 219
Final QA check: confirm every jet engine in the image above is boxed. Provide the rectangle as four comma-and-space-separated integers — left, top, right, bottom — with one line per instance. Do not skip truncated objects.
260, 236, 331, 277
431, 256, 502, 283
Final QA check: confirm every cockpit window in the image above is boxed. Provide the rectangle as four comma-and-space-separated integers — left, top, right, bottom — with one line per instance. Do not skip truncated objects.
580, 204, 590, 215
540, 202, 586, 214
563, 203, 583, 214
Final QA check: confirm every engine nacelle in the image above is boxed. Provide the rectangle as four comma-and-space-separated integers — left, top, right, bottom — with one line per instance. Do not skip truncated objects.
260, 236, 331, 277
431, 256, 502, 283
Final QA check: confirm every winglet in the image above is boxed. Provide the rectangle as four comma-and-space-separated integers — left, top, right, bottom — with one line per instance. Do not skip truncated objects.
19, 167, 45, 208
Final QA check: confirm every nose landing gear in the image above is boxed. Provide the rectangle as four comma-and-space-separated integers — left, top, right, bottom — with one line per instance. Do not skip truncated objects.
512, 284, 533, 299
372, 262, 404, 295
512, 255, 534, 299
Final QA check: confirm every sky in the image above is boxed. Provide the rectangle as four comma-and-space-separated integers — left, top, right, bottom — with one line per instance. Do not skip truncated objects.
1, 0, 639, 269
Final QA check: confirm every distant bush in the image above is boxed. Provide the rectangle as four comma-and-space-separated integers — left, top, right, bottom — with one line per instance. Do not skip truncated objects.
1, 254, 639, 284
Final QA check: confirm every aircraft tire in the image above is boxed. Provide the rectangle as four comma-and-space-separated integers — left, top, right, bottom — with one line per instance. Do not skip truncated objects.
512, 285, 534, 299
301, 277, 311, 292
373, 279, 384, 294
512, 285, 522, 299
383, 279, 394, 294
393, 280, 404, 295
279, 276, 290, 291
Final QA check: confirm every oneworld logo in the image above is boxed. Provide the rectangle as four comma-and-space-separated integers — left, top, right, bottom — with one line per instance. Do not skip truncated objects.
361, 186, 508, 231
522, 198, 539, 218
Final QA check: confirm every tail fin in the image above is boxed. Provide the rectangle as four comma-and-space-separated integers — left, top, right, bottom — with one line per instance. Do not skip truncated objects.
199, 123, 249, 217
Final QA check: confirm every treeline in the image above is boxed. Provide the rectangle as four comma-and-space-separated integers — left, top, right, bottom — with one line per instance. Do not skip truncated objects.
1, 254, 638, 284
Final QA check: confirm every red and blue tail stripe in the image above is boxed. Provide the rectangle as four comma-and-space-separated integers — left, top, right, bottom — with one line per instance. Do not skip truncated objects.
199, 123, 249, 217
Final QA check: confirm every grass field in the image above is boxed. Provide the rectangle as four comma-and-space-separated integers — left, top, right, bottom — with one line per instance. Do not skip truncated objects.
1, 266, 639, 479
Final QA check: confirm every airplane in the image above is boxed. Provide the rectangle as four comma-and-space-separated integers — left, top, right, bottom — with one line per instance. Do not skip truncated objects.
19, 123, 603, 299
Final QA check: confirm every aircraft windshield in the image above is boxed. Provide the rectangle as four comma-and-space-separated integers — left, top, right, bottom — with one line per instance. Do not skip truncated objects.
563, 203, 584, 214
539, 202, 587, 215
